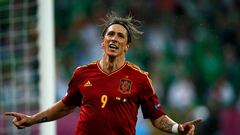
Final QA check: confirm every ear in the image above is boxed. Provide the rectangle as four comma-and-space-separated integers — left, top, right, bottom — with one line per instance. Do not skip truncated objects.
124, 44, 130, 52
101, 40, 104, 48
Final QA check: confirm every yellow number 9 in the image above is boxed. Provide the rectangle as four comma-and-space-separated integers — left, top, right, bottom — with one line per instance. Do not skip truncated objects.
101, 95, 108, 108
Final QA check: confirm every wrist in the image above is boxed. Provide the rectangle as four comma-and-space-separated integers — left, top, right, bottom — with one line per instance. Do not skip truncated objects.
171, 123, 179, 134
28, 115, 36, 126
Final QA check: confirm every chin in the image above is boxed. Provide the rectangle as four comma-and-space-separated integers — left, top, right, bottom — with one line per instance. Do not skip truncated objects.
107, 53, 117, 57
106, 51, 118, 57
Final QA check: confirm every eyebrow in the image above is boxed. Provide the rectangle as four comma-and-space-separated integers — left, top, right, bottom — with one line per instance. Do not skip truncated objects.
107, 30, 126, 37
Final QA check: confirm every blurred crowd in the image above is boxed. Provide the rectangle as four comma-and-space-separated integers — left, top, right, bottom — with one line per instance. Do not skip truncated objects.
54, 0, 240, 135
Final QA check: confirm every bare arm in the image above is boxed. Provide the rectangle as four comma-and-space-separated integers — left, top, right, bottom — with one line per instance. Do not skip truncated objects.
5, 101, 76, 129
151, 115, 202, 135
151, 115, 177, 133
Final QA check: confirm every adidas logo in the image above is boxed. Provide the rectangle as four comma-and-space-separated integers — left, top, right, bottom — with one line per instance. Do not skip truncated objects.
84, 80, 92, 87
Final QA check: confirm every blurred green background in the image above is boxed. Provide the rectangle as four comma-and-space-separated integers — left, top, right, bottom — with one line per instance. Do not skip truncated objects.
54, 0, 240, 135
0, 0, 239, 135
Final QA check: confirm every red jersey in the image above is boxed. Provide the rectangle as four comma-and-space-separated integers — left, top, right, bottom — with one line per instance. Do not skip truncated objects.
62, 61, 165, 135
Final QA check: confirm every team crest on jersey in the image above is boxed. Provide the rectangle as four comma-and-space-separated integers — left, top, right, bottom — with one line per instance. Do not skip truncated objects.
119, 79, 132, 94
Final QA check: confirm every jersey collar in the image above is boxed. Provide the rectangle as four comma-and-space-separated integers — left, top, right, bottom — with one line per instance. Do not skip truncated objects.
97, 60, 127, 76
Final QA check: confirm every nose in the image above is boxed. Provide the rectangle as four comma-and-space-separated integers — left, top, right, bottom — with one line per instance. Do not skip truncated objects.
110, 34, 118, 42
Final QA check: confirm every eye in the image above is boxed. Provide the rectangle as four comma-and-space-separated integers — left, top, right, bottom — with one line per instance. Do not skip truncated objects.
118, 33, 125, 38
107, 31, 114, 36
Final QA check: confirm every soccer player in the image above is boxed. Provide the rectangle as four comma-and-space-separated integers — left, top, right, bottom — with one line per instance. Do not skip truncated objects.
5, 13, 201, 135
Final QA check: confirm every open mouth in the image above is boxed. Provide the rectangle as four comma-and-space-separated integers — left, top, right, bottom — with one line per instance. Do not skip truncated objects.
109, 44, 119, 49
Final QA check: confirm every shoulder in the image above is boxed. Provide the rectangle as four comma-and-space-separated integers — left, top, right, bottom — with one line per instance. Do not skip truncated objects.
73, 61, 97, 75
126, 61, 149, 77
76, 61, 97, 70
127, 62, 155, 93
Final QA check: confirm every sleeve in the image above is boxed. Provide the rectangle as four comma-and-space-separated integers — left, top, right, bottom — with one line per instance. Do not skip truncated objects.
61, 68, 83, 107
139, 74, 166, 119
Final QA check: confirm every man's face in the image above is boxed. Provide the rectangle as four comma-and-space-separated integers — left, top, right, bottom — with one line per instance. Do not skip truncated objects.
102, 24, 129, 57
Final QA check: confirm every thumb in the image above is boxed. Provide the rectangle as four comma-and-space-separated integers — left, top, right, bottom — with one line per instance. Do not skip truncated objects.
16, 117, 27, 125
178, 124, 184, 132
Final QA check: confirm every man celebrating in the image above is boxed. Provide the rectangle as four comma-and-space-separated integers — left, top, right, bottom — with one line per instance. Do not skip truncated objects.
5, 12, 201, 135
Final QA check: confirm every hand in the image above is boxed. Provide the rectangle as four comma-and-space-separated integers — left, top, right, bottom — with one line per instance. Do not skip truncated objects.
5, 112, 33, 129
178, 119, 202, 135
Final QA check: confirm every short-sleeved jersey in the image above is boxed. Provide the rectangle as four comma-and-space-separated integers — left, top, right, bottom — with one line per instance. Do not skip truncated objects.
62, 61, 165, 135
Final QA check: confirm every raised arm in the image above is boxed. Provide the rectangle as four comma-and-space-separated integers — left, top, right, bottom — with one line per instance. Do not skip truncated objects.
151, 115, 201, 135
5, 101, 76, 129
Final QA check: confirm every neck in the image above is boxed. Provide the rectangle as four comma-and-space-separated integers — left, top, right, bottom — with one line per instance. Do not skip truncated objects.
100, 54, 126, 73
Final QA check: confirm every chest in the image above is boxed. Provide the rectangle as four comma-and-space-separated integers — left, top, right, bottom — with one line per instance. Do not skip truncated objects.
77, 73, 140, 108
